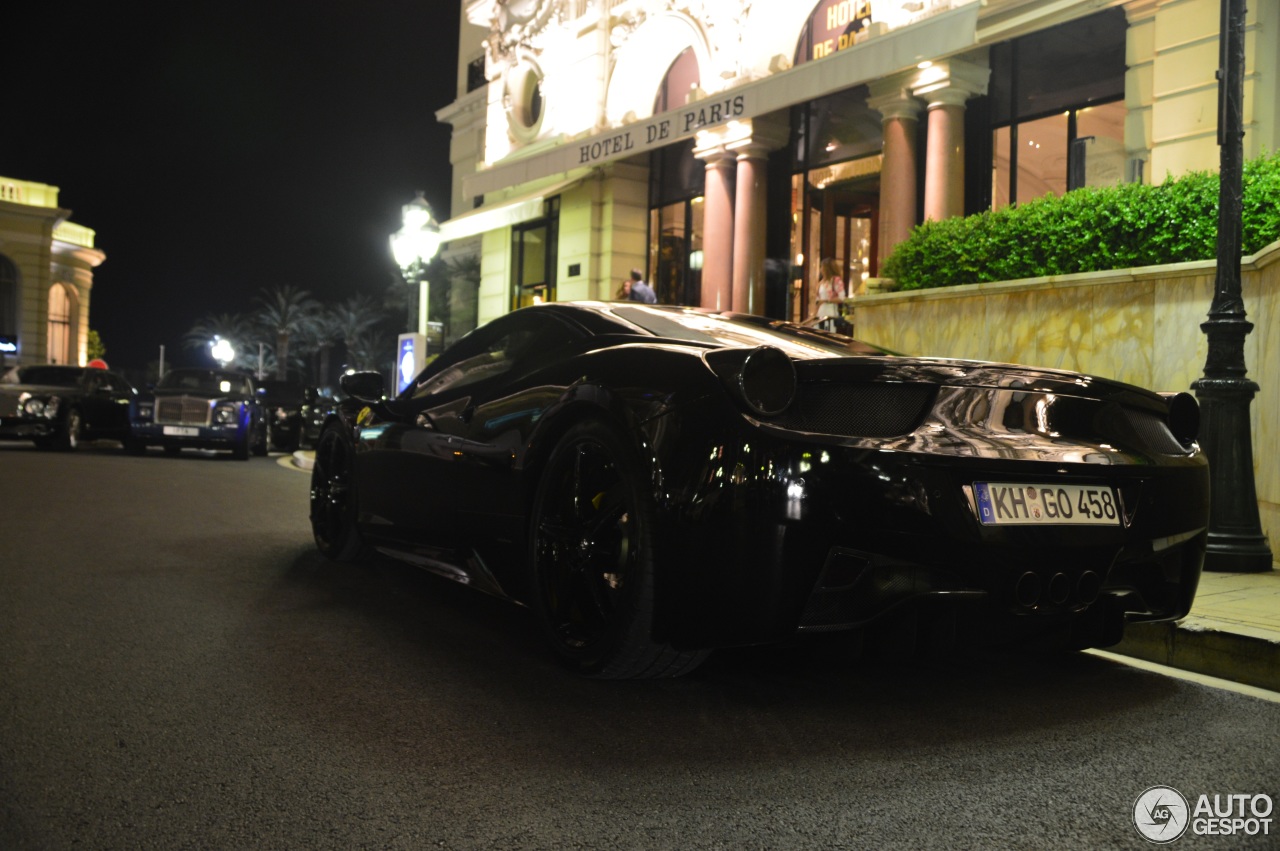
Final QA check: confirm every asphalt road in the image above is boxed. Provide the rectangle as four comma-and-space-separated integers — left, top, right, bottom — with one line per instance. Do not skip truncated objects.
1, 442, 1277, 850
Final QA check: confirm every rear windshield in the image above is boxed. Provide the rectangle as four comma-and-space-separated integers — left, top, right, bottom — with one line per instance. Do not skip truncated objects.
602, 305, 892, 360
259, 381, 305, 404
6, 366, 84, 387
158, 370, 254, 395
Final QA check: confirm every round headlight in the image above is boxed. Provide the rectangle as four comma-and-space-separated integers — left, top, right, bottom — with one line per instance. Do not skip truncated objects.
737, 346, 796, 417
23, 396, 58, 417
213, 405, 239, 425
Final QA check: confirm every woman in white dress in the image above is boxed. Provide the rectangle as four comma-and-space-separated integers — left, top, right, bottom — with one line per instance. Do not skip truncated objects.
812, 257, 846, 329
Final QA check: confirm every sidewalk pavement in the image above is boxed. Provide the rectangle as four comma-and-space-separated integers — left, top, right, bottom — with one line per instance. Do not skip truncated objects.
287, 448, 1277, 690
1111, 566, 1280, 693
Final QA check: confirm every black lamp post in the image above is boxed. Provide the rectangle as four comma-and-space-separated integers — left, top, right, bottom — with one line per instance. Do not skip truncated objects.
1191, 0, 1273, 572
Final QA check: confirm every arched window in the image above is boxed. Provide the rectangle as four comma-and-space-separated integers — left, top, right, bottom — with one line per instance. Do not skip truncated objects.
47, 283, 75, 365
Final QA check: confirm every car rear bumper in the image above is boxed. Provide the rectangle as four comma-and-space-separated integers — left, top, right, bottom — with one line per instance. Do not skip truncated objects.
651, 415, 1209, 652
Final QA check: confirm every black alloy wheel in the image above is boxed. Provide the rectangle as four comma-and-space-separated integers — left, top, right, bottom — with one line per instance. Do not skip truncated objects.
529, 420, 708, 679
310, 424, 367, 561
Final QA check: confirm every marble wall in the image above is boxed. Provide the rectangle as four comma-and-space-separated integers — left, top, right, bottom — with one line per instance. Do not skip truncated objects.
852, 243, 1280, 563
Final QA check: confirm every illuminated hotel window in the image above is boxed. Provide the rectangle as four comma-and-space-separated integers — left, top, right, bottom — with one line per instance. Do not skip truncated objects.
0, 255, 16, 341
988, 8, 1126, 209
466, 57, 486, 94
511, 198, 558, 310
47, 283, 73, 365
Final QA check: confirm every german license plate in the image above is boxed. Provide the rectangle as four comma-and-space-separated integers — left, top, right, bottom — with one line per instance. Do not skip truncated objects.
162, 426, 200, 437
974, 482, 1120, 526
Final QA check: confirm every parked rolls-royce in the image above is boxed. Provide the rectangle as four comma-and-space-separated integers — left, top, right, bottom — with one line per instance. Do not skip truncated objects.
133, 368, 268, 459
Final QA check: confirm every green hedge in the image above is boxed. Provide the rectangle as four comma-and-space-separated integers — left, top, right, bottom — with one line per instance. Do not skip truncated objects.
881, 151, 1280, 291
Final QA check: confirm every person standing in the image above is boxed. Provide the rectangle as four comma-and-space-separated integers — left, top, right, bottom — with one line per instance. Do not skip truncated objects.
811, 257, 846, 327
627, 269, 657, 304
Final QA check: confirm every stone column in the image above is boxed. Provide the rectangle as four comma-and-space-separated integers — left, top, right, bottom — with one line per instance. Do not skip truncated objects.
913, 58, 989, 223
866, 88, 922, 271
922, 88, 969, 221
699, 149, 736, 311
731, 144, 770, 315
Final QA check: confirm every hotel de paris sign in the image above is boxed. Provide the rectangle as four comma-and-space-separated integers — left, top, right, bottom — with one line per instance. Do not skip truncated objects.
462, 2, 978, 199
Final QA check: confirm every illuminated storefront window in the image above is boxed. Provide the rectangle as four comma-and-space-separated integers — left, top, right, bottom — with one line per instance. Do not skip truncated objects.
646, 48, 705, 306
649, 196, 704, 306
788, 88, 882, 321
988, 9, 1126, 209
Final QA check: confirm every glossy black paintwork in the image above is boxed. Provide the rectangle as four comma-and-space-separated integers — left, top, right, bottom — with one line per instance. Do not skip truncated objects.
328, 303, 1208, 651
0, 365, 137, 445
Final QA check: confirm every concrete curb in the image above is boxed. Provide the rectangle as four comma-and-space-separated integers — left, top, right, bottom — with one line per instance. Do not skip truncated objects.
292, 450, 314, 471
1111, 616, 1280, 693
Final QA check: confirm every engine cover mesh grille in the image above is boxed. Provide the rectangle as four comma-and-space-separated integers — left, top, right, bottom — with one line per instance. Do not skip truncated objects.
1124, 408, 1190, 456
774, 382, 936, 437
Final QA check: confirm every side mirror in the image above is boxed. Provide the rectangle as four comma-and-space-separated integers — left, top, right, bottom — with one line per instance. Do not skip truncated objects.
340, 371, 386, 403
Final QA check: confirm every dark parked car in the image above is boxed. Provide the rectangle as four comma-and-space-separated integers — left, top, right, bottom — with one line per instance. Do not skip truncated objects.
133, 368, 268, 459
309, 303, 1208, 678
0, 364, 138, 450
258, 379, 336, 452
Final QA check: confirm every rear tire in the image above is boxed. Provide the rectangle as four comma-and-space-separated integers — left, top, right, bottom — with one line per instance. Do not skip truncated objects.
529, 420, 708, 679
310, 424, 368, 561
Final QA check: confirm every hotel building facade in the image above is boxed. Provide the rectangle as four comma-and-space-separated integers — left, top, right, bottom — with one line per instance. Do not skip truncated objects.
435, 0, 1279, 329
0, 176, 105, 369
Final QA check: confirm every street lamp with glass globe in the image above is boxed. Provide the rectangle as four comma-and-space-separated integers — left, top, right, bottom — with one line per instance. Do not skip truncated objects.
389, 191, 442, 339
210, 336, 235, 367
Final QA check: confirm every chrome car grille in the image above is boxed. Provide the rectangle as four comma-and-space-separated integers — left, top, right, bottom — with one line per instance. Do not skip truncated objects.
156, 396, 211, 425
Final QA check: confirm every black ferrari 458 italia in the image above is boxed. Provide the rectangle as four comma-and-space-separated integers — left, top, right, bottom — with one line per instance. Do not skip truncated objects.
310, 302, 1208, 678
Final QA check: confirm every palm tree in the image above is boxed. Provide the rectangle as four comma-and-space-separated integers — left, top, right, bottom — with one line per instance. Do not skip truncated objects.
254, 284, 322, 381
313, 293, 389, 382
183, 312, 255, 370
325, 293, 386, 352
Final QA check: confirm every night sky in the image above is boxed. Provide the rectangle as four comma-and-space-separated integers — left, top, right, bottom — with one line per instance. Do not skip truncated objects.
6, 2, 461, 371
